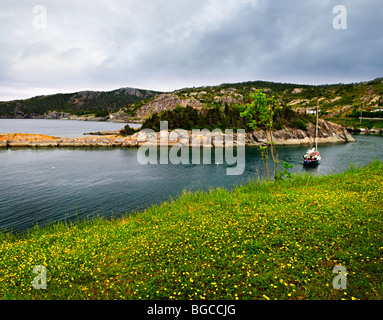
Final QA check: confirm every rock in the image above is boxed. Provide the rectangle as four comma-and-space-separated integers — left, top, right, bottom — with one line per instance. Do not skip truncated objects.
108, 109, 130, 122
135, 94, 183, 118
220, 88, 236, 94
214, 96, 241, 105
43, 111, 71, 119
7, 141, 30, 147
245, 120, 354, 146
84, 130, 121, 135
36, 142, 58, 147
291, 88, 304, 94
179, 98, 204, 109
287, 99, 310, 106
135, 93, 208, 119
58, 142, 75, 147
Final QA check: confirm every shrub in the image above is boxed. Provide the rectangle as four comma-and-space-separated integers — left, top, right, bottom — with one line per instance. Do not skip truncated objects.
292, 119, 308, 131
119, 124, 136, 136
273, 121, 284, 130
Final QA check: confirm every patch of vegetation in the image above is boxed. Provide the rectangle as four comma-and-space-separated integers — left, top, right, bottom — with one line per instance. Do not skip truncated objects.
354, 111, 383, 119
141, 103, 311, 132
119, 124, 138, 136
292, 119, 308, 131
142, 105, 246, 131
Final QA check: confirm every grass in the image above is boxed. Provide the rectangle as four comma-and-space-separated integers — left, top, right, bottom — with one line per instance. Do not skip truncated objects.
0, 161, 382, 300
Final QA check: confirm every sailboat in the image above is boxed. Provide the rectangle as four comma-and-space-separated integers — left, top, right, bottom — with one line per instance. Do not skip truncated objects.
303, 100, 321, 166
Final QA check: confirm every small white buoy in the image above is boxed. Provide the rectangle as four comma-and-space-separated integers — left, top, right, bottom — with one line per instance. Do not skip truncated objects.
52, 167, 55, 170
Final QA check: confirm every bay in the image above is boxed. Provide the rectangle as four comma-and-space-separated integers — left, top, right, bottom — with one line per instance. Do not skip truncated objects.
0, 119, 382, 233
0, 118, 140, 137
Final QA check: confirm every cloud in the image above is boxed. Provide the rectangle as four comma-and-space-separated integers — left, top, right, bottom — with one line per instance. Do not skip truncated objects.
0, 0, 382, 100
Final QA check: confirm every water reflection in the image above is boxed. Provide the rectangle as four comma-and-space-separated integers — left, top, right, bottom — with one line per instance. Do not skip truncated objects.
302, 165, 320, 175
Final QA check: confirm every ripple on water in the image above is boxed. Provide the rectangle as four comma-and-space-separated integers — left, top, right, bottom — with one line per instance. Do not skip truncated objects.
0, 134, 382, 233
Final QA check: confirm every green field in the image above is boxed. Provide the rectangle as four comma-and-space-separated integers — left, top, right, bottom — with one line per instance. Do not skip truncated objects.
0, 161, 382, 300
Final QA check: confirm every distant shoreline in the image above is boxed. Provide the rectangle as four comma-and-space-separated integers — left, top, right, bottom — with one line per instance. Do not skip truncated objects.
0, 116, 144, 124
0, 125, 355, 148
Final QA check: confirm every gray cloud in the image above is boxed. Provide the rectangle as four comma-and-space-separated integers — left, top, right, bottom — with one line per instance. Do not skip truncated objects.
0, 0, 382, 100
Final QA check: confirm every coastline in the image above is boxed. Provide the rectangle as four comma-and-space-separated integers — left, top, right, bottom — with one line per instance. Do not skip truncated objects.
0, 115, 144, 124
0, 126, 355, 148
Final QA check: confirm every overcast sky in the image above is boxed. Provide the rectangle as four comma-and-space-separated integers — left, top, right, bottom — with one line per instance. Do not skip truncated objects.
0, 0, 382, 101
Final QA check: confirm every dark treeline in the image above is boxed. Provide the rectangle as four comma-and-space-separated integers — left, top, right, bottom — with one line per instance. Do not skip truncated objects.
353, 110, 383, 118
141, 105, 313, 132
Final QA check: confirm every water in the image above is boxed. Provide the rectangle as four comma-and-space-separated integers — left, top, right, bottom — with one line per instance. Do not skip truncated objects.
0, 120, 382, 233
0, 119, 140, 137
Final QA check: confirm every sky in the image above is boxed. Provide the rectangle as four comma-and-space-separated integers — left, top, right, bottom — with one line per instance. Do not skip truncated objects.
0, 0, 382, 101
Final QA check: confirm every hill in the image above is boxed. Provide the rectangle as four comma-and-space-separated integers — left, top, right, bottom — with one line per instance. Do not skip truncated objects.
1, 78, 383, 128
0, 87, 161, 120
131, 78, 383, 129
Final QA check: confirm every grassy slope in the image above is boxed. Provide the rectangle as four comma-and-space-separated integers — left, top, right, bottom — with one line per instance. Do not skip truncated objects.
0, 161, 382, 300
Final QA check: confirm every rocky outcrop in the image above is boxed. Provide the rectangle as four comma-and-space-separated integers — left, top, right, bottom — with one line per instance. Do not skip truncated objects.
135, 92, 246, 119
291, 88, 304, 94
248, 120, 354, 146
135, 94, 204, 118
0, 133, 63, 148
0, 120, 354, 148
108, 109, 131, 122
214, 95, 242, 105
346, 127, 383, 134
43, 111, 72, 119
84, 130, 122, 135
135, 94, 181, 118
0, 133, 137, 148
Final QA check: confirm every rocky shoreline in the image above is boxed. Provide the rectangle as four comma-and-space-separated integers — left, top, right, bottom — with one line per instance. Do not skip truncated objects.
247, 120, 355, 146
346, 127, 383, 134
0, 120, 354, 148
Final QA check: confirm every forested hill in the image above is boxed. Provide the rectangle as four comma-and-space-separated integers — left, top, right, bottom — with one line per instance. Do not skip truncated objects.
0, 87, 161, 119
1, 78, 383, 126
133, 77, 383, 130
134, 78, 383, 119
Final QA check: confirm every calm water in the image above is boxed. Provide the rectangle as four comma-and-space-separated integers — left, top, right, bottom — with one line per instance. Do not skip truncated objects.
0, 119, 140, 137
0, 120, 382, 233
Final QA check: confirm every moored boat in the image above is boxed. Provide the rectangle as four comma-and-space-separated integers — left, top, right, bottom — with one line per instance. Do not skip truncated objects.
303, 99, 321, 166
303, 147, 321, 166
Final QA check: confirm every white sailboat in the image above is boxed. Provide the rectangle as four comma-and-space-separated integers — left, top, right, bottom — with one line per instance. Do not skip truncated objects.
303, 99, 321, 166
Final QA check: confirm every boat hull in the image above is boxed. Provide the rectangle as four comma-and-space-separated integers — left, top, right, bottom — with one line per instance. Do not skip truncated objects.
303, 159, 320, 166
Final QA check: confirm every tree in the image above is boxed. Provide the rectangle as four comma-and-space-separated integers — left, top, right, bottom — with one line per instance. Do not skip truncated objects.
240, 89, 282, 181
119, 124, 136, 136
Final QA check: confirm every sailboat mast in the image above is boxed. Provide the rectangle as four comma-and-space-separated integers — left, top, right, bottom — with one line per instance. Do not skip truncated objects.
315, 99, 319, 152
